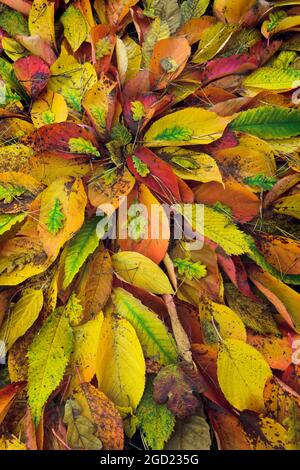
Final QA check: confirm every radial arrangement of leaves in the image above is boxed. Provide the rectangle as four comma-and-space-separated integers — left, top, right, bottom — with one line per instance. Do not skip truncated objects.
1, 0, 300, 452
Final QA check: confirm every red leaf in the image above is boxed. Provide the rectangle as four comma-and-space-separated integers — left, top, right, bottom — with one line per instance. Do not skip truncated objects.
13, 56, 50, 99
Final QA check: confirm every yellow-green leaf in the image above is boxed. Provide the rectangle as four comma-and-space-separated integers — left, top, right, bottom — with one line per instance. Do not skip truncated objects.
27, 309, 73, 424
112, 288, 178, 365
180, 205, 251, 256
0, 213, 26, 235
244, 67, 300, 92
274, 194, 300, 220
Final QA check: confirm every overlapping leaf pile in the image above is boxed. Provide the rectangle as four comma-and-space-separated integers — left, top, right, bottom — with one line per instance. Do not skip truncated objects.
1, 0, 300, 451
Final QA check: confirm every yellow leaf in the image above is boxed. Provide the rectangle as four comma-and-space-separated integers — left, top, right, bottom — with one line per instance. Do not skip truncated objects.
73, 382, 124, 450
217, 339, 272, 412
240, 412, 287, 450
75, 245, 113, 322
82, 75, 117, 134
2, 37, 26, 61
115, 37, 128, 85
112, 251, 174, 294
214, 0, 256, 23
61, 5, 88, 52
274, 194, 300, 220
144, 108, 231, 147
38, 177, 87, 258
31, 90, 68, 128
249, 268, 300, 333
29, 0, 55, 46
30, 154, 90, 185
48, 48, 97, 111
192, 22, 236, 64
96, 313, 145, 409
157, 147, 223, 184
0, 434, 27, 450
199, 297, 247, 344
262, 15, 300, 39
69, 311, 104, 392
180, 205, 251, 256
215, 145, 276, 190
123, 36, 141, 83
0, 235, 51, 286
0, 289, 43, 356
243, 67, 300, 93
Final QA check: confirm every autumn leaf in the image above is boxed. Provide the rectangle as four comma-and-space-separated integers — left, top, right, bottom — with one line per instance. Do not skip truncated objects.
217, 339, 272, 412
96, 313, 145, 410
136, 378, 175, 450
2, 0, 300, 452
0, 288, 43, 356
112, 288, 178, 365
27, 309, 73, 424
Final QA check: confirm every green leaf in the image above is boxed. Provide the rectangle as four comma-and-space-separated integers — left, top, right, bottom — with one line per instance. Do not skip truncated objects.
0, 213, 26, 235
0, 7, 28, 36
230, 106, 300, 139
181, 0, 209, 22
131, 101, 146, 121
64, 398, 103, 450
272, 51, 297, 68
112, 288, 178, 365
61, 5, 88, 52
41, 110, 55, 124
154, 126, 193, 142
266, 10, 287, 32
243, 174, 278, 191
132, 155, 150, 177
47, 197, 65, 234
63, 218, 100, 290
90, 106, 106, 128
0, 183, 25, 204
111, 123, 132, 145
28, 309, 73, 425
173, 257, 207, 280
69, 137, 100, 157
136, 378, 175, 450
